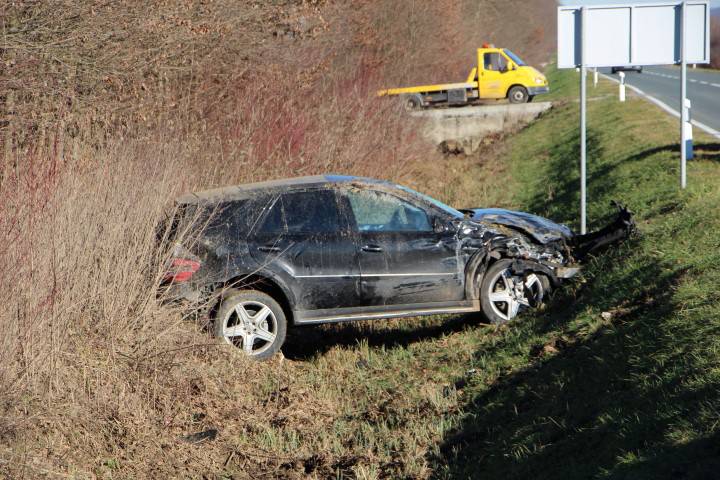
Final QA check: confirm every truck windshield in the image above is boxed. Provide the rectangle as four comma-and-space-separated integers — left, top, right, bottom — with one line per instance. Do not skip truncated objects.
503, 49, 526, 67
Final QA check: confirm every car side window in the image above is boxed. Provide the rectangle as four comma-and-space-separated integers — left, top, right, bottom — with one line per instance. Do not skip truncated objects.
345, 189, 432, 233
258, 190, 341, 234
258, 196, 285, 234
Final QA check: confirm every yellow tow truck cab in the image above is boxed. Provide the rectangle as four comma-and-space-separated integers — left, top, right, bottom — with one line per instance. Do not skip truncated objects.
378, 46, 549, 108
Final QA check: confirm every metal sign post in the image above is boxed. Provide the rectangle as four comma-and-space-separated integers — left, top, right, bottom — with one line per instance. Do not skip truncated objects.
557, 1, 709, 227
580, 6, 587, 234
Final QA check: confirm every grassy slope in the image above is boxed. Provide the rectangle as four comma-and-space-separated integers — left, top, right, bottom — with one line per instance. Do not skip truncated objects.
432, 68, 720, 478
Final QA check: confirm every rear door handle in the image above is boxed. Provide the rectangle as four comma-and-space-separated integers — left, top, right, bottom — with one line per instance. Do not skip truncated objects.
361, 244, 383, 253
258, 245, 282, 253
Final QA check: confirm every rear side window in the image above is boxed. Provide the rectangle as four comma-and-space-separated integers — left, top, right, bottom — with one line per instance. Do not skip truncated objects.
158, 200, 245, 244
257, 190, 341, 234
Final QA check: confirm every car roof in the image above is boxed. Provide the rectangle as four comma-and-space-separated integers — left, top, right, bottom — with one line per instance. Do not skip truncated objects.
175, 174, 391, 205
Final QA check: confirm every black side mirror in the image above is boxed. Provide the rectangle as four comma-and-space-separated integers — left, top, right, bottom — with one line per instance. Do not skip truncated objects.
433, 217, 452, 233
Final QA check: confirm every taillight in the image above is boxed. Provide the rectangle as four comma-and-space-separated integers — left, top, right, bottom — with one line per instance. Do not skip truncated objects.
163, 258, 201, 283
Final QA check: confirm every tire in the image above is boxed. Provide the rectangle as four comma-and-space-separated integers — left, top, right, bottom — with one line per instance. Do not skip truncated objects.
508, 86, 529, 104
214, 289, 287, 361
480, 259, 550, 325
404, 94, 423, 111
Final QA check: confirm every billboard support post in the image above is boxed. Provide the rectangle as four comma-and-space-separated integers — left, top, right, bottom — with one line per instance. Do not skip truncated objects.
680, 0, 688, 189
580, 6, 587, 234
558, 1, 709, 225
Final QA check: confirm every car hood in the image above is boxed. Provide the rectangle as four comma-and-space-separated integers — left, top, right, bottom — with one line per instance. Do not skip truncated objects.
465, 208, 573, 244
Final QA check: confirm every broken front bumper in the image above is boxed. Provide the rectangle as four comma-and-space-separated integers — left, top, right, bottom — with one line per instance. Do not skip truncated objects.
528, 86, 550, 96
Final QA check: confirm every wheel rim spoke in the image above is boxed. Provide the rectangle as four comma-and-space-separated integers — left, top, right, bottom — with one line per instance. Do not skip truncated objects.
251, 306, 272, 326
501, 271, 514, 292
224, 324, 244, 338
235, 304, 252, 326
242, 333, 255, 353
254, 326, 275, 343
489, 291, 513, 303
507, 299, 520, 319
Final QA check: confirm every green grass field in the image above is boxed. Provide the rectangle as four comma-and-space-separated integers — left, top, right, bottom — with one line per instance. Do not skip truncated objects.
259, 67, 720, 479
430, 67, 720, 479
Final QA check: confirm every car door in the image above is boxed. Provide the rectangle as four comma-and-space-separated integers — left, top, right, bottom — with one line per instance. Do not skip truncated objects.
479, 51, 509, 99
249, 188, 362, 314
340, 187, 465, 307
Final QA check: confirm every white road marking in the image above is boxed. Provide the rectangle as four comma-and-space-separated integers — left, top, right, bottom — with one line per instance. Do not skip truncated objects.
712, 83, 720, 88
599, 72, 720, 140
700, 81, 709, 85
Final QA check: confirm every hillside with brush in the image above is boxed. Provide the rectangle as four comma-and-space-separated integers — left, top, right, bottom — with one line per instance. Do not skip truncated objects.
0, 1, 562, 478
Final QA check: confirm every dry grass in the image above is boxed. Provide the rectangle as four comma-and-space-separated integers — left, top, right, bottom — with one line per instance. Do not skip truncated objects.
0, 0, 556, 477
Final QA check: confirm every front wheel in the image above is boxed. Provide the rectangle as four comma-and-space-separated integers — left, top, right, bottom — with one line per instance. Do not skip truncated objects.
480, 259, 550, 325
508, 86, 529, 104
214, 290, 287, 361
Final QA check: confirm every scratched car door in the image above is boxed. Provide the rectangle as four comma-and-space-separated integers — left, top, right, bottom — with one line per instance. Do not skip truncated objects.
341, 187, 464, 307
250, 188, 362, 312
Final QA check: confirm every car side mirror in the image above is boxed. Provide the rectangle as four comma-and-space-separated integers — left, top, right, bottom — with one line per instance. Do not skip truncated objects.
433, 218, 453, 234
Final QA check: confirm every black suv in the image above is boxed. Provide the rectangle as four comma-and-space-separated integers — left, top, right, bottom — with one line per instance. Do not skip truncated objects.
160, 175, 633, 360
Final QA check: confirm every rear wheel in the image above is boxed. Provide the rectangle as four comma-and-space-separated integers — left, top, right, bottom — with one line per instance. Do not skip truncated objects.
508, 86, 529, 104
404, 94, 423, 110
214, 290, 287, 361
480, 259, 550, 325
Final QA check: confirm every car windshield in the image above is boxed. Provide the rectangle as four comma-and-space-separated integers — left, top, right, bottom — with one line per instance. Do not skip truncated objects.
395, 184, 464, 219
503, 49, 526, 67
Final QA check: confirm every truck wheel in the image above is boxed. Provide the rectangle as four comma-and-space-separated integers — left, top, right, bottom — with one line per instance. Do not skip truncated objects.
404, 94, 423, 111
508, 86, 529, 104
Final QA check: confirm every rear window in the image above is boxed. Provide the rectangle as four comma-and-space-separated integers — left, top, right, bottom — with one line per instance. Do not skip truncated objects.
257, 190, 340, 234
158, 200, 246, 245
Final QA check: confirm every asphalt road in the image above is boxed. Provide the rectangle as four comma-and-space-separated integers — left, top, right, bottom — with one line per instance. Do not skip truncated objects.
601, 66, 720, 134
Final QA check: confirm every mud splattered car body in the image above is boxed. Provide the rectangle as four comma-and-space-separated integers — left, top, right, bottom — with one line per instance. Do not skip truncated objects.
161, 175, 633, 359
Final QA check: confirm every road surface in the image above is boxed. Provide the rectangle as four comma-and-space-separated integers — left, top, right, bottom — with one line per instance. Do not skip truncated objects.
601, 66, 720, 134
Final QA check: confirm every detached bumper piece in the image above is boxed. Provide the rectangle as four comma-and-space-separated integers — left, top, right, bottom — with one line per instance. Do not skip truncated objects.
571, 201, 636, 260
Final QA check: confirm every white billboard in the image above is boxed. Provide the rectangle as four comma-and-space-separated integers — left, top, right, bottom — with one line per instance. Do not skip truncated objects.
558, 1, 710, 68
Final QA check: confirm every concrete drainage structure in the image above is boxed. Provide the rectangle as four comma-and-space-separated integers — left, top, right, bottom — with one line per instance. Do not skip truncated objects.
412, 102, 552, 155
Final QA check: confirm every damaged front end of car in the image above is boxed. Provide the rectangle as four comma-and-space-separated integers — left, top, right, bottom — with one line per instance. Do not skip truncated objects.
457, 202, 635, 322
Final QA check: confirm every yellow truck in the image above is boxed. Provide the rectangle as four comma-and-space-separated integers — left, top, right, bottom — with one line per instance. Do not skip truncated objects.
378, 46, 549, 109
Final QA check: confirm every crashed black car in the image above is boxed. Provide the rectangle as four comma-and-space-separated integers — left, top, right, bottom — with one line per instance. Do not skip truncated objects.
160, 175, 633, 360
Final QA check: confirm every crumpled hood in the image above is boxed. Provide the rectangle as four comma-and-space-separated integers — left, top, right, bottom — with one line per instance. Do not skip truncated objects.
467, 208, 573, 244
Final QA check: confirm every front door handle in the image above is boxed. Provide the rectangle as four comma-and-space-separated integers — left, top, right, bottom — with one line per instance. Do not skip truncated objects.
361, 244, 383, 253
258, 245, 282, 253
